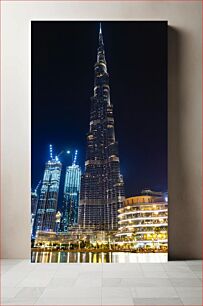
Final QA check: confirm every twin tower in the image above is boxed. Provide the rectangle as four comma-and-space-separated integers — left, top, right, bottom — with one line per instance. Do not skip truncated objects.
33, 24, 125, 237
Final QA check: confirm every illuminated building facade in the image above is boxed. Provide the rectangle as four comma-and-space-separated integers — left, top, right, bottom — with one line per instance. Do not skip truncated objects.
31, 181, 41, 237
31, 191, 38, 237
116, 191, 168, 250
55, 211, 62, 232
33, 145, 62, 238
79, 23, 125, 231
61, 150, 81, 232
34, 228, 114, 252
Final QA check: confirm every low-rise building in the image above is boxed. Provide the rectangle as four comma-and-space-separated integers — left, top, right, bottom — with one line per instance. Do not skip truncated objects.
116, 190, 168, 252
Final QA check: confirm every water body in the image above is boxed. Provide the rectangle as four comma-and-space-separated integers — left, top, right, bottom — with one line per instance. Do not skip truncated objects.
31, 251, 167, 263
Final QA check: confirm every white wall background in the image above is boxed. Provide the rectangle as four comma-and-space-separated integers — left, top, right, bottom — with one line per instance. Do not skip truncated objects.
1, 1, 202, 259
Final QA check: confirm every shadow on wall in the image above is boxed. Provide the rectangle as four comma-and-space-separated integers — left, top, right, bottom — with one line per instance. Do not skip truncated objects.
168, 26, 202, 260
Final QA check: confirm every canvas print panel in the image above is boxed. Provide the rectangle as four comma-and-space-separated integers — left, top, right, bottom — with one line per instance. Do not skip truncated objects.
31, 21, 167, 263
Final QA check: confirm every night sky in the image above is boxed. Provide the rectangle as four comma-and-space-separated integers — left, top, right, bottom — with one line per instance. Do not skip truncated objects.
31, 21, 167, 199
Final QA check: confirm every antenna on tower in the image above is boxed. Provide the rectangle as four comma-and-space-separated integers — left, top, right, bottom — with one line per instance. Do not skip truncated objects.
49, 144, 53, 160
98, 22, 104, 48
72, 150, 78, 166
57, 150, 64, 158
34, 180, 41, 193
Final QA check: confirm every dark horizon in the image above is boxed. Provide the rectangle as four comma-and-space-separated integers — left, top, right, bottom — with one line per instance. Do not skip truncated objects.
31, 21, 167, 199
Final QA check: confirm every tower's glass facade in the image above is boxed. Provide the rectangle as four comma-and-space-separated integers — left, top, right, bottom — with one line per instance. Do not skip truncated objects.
79, 24, 125, 231
33, 157, 62, 237
31, 191, 38, 218
61, 164, 81, 231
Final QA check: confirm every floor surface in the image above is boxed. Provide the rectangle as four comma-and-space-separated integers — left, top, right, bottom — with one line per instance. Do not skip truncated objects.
1, 257, 202, 305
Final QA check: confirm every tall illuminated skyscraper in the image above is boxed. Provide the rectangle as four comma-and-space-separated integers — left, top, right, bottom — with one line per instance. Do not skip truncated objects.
79, 23, 125, 231
61, 150, 81, 232
33, 145, 62, 238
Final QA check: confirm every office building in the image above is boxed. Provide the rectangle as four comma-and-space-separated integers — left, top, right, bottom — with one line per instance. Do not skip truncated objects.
61, 150, 81, 231
33, 145, 62, 238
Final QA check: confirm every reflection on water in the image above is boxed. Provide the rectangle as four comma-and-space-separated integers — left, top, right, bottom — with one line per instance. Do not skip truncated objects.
31, 251, 167, 263
31, 251, 112, 263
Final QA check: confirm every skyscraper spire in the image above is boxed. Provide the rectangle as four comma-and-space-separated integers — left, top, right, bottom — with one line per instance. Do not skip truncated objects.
49, 144, 53, 160
99, 22, 103, 45
97, 22, 105, 64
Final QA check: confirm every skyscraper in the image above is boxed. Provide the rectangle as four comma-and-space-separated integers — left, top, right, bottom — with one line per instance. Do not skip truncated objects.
33, 145, 62, 238
79, 24, 125, 231
61, 150, 81, 232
